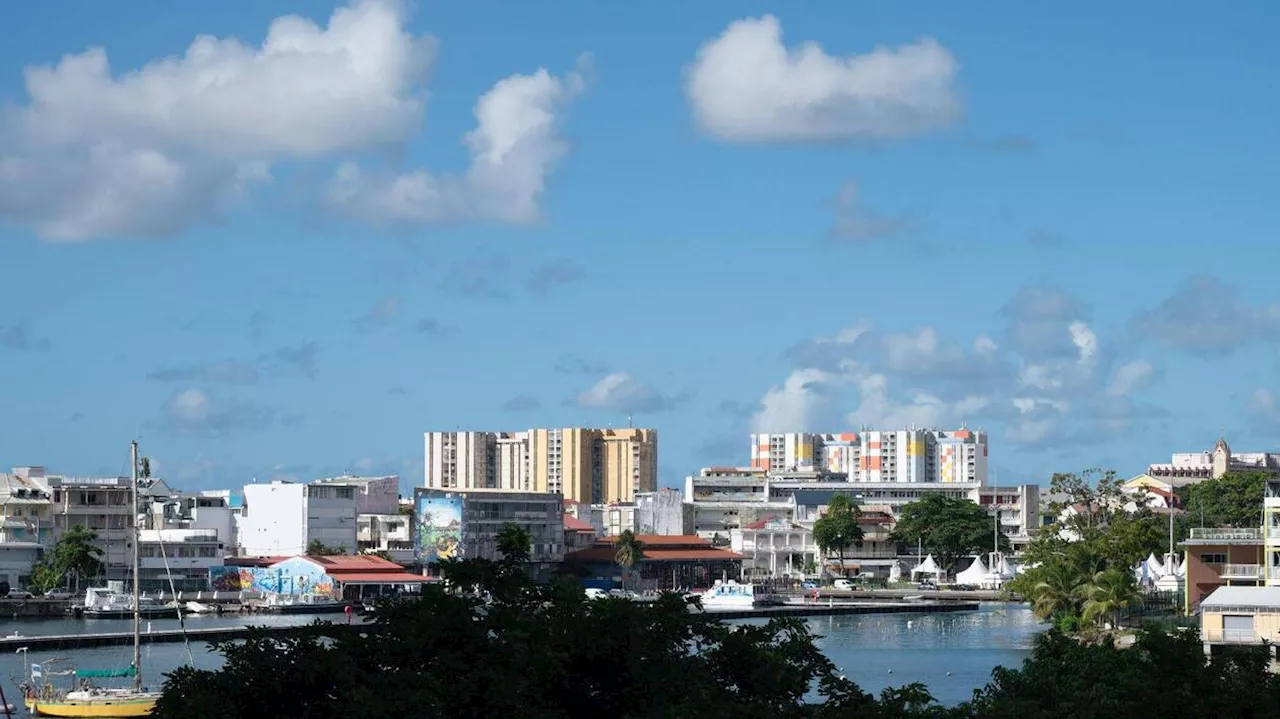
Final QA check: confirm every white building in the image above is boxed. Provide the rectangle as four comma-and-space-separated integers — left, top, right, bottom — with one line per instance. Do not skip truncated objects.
138, 528, 224, 592
750, 429, 988, 484
238, 480, 358, 557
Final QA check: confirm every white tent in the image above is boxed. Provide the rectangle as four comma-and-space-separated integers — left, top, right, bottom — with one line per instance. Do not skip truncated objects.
911, 554, 944, 580
955, 556, 989, 585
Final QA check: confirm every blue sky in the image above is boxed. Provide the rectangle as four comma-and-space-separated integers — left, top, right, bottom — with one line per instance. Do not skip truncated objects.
1, 1, 1278, 494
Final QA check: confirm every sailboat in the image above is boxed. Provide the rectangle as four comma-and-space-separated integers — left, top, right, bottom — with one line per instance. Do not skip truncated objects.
21, 441, 161, 716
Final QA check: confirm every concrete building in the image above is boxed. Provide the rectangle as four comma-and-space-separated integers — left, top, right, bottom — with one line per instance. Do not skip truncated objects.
413, 488, 565, 579
424, 428, 657, 505
749, 428, 988, 484
635, 489, 690, 535
0, 471, 54, 589
238, 480, 358, 557
138, 528, 224, 592
313, 474, 399, 515
978, 484, 1041, 551
356, 513, 414, 564
1149, 437, 1280, 483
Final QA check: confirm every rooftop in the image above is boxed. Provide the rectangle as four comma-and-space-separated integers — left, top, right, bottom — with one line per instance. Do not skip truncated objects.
1202, 586, 1280, 611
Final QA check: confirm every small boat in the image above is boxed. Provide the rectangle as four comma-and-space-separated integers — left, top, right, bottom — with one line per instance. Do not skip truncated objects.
699, 580, 783, 609
257, 592, 348, 614
80, 584, 179, 619
21, 441, 163, 717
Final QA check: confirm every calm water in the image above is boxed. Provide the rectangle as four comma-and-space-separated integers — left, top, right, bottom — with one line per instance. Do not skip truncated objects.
0, 604, 1041, 707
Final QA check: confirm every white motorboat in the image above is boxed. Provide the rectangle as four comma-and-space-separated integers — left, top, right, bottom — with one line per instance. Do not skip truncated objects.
699, 580, 782, 609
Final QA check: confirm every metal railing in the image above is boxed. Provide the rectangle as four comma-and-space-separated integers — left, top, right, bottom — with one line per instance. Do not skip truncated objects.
1189, 528, 1263, 541
1202, 628, 1274, 644
1221, 564, 1265, 579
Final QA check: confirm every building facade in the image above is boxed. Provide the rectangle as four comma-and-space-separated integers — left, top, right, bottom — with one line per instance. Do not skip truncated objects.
748, 428, 988, 484
238, 481, 358, 557
412, 488, 565, 578
424, 428, 657, 505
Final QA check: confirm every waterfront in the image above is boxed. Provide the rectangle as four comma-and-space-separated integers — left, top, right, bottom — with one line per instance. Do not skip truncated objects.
0, 604, 1040, 706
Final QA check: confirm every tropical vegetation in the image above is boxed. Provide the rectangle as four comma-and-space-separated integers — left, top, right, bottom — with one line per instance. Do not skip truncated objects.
890, 493, 1008, 571
812, 494, 864, 579
1008, 470, 1156, 632
152, 526, 1280, 718
29, 524, 103, 592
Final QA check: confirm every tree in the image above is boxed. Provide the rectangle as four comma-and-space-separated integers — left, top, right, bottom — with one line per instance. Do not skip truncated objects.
812, 494, 864, 579
49, 525, 103, 592
1177, 471, 1268, 529
891, 494, 1007, 572
1081, 568, 1140, 630
496, 523, 531, 565
307, 539, 347, 556
613, 530, 644, 591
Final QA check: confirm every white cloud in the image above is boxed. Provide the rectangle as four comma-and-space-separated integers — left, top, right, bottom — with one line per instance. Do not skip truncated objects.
0, 0, 433, 240
751, 368, 842, 432
684, 15, 960, 142
324, 55, 590, 225
575, 371, 684, 414
1107, 360, 1155, 397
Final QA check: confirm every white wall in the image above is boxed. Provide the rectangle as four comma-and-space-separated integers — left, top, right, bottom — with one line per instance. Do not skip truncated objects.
239, 483, 307, 556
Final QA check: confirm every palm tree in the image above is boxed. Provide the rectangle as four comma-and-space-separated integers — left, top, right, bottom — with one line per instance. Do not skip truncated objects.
613, 530, 645, 592
1030, 563, 1085, 620
1082, 568, 1141, 630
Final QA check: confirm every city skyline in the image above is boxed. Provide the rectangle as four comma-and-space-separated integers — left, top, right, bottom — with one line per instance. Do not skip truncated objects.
2, 1, 1279, 491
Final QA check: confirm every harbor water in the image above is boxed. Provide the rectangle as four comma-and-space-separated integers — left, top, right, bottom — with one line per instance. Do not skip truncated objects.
0, 604, 1041, 707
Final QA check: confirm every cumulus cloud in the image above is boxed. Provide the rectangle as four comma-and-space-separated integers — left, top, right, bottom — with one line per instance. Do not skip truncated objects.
827, 181, 907, 242
1130, 275, 1280, 355
574, 372, 687, 414
160, 388, 274, 436
750, 284, 1163, 448
324, 55, 591, 225
0, 0, 433, 240
684, 15, 960, 142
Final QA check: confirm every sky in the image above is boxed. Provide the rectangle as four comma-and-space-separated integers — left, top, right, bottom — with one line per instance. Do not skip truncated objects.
1, 1, 1278, 495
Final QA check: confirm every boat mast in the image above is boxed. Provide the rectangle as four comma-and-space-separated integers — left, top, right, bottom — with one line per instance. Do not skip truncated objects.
131, 440, 142, 692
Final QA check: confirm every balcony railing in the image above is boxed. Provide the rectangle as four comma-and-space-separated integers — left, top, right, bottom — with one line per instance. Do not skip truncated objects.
1221, 564, 1264, 579
1202, 628, 1275, 644
1188, 528, 1263, 541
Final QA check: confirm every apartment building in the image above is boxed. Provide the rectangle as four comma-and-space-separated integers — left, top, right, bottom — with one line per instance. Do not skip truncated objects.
238, 480, 358, 557
1149, 437, 1280, 483
424, 428, 657, 505
0, 471, 54, 588
749, 428, 988, 484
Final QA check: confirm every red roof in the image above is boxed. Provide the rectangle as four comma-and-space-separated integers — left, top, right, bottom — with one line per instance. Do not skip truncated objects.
565, 547, 743, 563
563, 513, 595, 532
333, 572, 435, 584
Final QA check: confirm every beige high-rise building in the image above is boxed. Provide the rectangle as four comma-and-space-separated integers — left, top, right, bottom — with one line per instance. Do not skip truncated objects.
424, 428, 658, 504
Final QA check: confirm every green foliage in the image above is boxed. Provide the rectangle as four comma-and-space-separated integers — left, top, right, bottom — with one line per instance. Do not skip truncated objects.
1177, 471, 1268, 528
45, 524, 103, 591
495, 522, 531, 564
813, 494, 864, 578
306, 539, 347, 556
890, 494, 1007, 571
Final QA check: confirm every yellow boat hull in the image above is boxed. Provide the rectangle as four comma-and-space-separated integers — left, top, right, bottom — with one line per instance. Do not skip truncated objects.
26, 696, 156, 717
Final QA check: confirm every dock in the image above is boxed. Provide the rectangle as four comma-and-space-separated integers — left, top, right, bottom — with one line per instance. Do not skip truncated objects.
700, 600, 980, 620
0, 623, 344, 652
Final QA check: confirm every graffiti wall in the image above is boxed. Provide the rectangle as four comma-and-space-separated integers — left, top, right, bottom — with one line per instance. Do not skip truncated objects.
414, 492, 464, 563
208, 557, 337, 597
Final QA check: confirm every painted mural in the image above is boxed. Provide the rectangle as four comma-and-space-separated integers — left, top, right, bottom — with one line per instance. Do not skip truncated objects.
208, 557, 336, 597
415, 493, 464, 563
